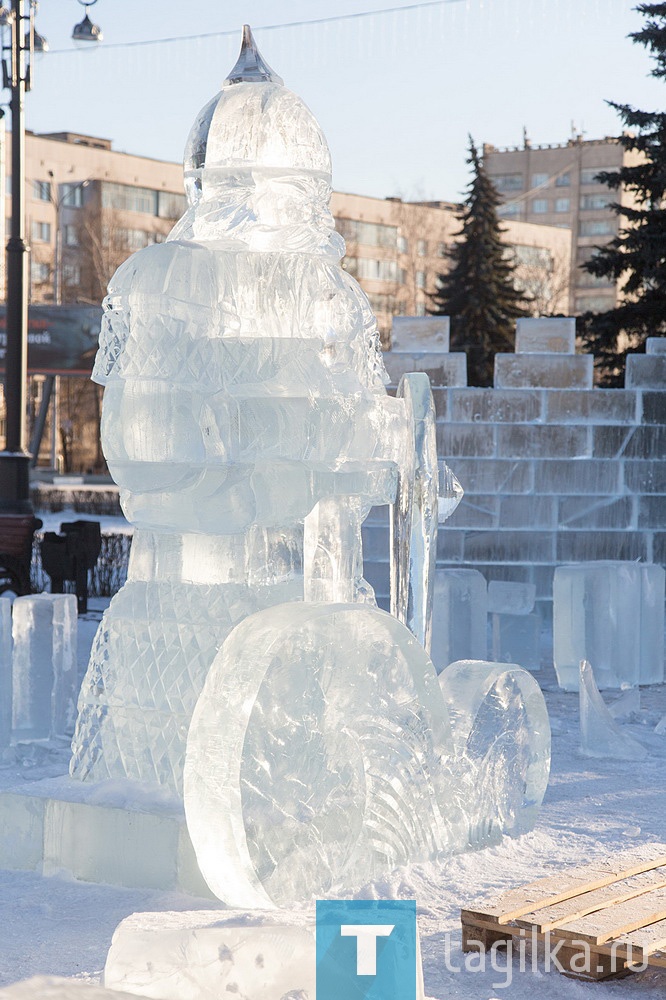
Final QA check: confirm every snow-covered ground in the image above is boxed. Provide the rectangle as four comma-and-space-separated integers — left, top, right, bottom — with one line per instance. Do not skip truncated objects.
1, 606, 665, 998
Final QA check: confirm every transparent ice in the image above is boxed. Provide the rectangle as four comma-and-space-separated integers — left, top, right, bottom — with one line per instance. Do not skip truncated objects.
0, 598, 11, 748
487, 581, 536, 616
579, 660, 646, 761
430, 569, 487, 673
12, 595, 77, 740
0, 978, 143, 999
554, 562, 665, 691
491, 613, 541, 671
70, 25, 549, 904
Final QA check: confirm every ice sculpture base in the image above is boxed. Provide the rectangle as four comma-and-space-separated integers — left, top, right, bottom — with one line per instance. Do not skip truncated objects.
0, 775, 212, 896
104, 909, 426, 1000
0, 978, 144, 999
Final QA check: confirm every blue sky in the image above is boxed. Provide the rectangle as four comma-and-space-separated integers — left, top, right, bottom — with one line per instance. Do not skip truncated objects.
24, 0, 666, 202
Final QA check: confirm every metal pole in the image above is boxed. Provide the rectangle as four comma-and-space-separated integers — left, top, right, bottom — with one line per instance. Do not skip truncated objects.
0, 0, 32, 513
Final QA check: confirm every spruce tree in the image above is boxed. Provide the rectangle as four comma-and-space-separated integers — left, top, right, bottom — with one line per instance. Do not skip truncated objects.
580, 3, 666, 385
429, 138, 528, 387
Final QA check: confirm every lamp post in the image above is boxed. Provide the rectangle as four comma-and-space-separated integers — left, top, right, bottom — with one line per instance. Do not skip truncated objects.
0, 1, 102, 513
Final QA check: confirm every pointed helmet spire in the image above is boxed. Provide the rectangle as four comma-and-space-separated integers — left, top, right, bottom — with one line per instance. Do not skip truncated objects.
223, 24, 284, 87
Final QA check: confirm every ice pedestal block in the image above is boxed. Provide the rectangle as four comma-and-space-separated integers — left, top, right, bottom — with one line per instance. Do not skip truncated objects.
491, 612, 541, 671
553, 562, 665, 691
494, 353, 593, 389
487, 581, 536, 615
515, 317, 576, 354
579, 660, 646, 761
430, 569, 487, 672
439, 660, 550, 842
391, 315, 450, 352
626, 353, 666, 388
0, 979, 144, 999
383, 351, 467, 387
12, 594, 78, 739
0, 598, 11, 748
104, 911, 317, 1000
646, 336, 666, 354
184, 602, 550, 907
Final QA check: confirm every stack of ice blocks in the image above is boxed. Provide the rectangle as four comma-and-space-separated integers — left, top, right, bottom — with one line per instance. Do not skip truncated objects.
553, 561, 665, 690
383, 316, 467, 387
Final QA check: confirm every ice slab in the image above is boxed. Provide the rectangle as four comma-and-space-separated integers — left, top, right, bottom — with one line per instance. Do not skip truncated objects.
579, 660, 646, 761
626, 354, 666, 388
383, 351, 467, 387
439, 659, 551, 842
646, 336, 666, 354
0, 598, 11, 748
430, 569, 487, 673
487, 581, 536, 615
12, 594, 78, 739
0, 978, 143, 998
515, 317, 576, 354
494, 353, 593, 389
491, 612, 541, 671
554, 562, 665, 690
391, 315, 450, 352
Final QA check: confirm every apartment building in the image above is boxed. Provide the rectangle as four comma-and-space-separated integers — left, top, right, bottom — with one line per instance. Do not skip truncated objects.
483, 135, 642, 315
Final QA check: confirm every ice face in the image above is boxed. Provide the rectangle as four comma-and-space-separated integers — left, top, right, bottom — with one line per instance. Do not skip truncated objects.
0, 598, 11, 748
579, 660, 646, 761
12, 595, 77, 740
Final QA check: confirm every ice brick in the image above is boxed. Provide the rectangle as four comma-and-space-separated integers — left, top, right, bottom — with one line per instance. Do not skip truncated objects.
546, 389, 638, 425
491, 612, 541, 671
12, 594, 78, 739
579, 660, 646, 760
383, 351, 467, 387
436, 422, 495, 457
391, 315, 450, 352
449, 387, 543, 423
0, 598, 11, 748
496, 424, 590, 459
626, 354, 666, 388
515, 317, 575, 354
646, 336, 666, 354
431, 569, 488, 672
0, 978, 144, 999
487, 581, 536, 615
553, 562, 664, 690
558, 496, 634, 530
536, 458, 620, 495
494, 353, 593, 389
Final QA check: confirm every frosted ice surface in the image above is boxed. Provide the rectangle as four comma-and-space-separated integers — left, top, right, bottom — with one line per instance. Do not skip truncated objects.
12, 595, 77, 739
579, 660, 646, 761
514, 317, 575, 354
430, 569, 487, 673
104, 910, 316, 1000
608, 687, 640, 721
185, 603, 457, 907
491, 612, 541, 671
655, 715, 666, 736
554, 562, 664, 691
0, 978, 143, 999
0, 598, 11, 748
439, 660, 550, 843
487, 581, 535, 616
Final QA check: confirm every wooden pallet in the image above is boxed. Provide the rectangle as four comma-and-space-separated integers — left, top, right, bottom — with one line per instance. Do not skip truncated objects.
461, 843, 666, 981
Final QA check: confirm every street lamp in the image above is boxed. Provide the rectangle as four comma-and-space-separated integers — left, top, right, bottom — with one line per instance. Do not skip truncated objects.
0, 0, 102, 515
72, 1, 102, 44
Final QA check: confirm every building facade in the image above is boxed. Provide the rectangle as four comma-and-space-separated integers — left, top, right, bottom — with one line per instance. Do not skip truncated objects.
483, 135, 643, 316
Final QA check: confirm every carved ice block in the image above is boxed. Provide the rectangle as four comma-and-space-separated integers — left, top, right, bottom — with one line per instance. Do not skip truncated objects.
515, 317, 576, 354
391, 316, 450, 352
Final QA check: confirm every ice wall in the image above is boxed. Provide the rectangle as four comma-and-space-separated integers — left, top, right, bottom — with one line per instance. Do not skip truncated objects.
365, 322, 666, 621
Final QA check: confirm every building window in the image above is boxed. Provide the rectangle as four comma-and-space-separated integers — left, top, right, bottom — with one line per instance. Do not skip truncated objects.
531, 172, 549, 188
515, 245, 552, 269
436, 241, 447, 257
575, 294, 615, 312
555, 172, 571, 187
397, 235, 408, 253
343, 257, 400, 282
555, 198, 570, 213
415, 299, 426, 316
33, 180, 51, 201
31, 220, 51, 242
498, 202, 520, 217
581, 167, 603, 185
531, 199, 549, 214
580, 219, 614, 236
416, 270, 425, 288
580, 194, 609, 211
63, 262, 81, 285
157, 190, 186, 220
493, 173, 523, 192
61, 183, 85, 208
31, 260, 50, 283
335, 217, 398, 249
101, 182, 159, 215
417, 239, 427, 256
64, 224, 79, 247
577, 271, 614, 288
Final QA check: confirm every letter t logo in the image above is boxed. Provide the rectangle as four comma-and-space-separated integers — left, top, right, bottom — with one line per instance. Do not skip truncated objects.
340, 924, 394, 975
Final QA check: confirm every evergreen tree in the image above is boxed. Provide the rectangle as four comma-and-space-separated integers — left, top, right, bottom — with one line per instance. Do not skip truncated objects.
580, 3, 666, 385
429, 138, 528, 387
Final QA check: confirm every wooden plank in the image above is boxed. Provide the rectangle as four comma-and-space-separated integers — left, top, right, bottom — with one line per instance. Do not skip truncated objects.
556, 886, 666, 945
618, 917, 666, 959
514, 866, 666, 933
465, 843, 666, 924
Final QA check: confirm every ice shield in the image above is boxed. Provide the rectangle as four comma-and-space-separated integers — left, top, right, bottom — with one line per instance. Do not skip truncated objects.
316, 899, 416, 1000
